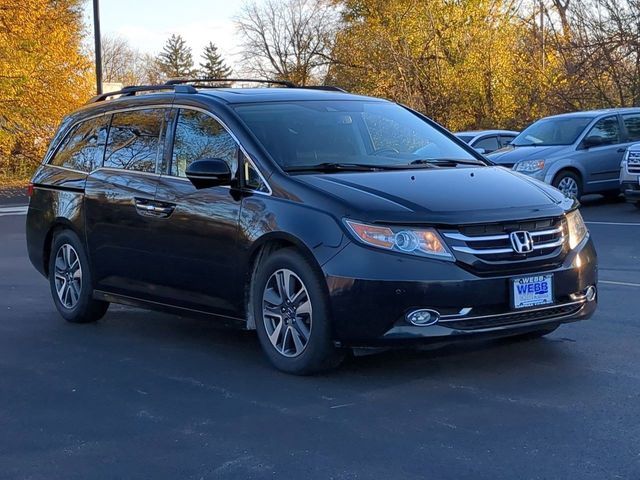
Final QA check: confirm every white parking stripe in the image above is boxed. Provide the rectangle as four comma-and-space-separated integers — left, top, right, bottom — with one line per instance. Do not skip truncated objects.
585, 221, 640, 226
600, 280, 640, 288
0, 205, 28, 217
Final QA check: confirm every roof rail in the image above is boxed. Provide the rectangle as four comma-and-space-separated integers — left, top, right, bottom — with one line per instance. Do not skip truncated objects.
87, 84, 197, 104
165, 78, 297, 88
301, 85, 348, 93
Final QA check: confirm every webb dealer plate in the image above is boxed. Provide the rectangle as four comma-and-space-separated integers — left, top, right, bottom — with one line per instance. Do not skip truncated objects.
511, 274, 554, 309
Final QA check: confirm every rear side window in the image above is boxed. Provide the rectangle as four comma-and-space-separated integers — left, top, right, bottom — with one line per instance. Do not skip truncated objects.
171, 109, 238, 177
622, 113, 640, 142
104, 109, 166, 172
49, 116, 109, 172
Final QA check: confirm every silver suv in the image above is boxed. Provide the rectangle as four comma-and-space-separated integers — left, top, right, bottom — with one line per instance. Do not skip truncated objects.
620, 143, 640, 208
488, 108, 640, 199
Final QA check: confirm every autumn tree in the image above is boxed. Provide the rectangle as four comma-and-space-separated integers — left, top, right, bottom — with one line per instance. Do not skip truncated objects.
235, 0, 339, 85
157, 34, 195, 79
0, 0, 92, 182
199, 42, 232, 79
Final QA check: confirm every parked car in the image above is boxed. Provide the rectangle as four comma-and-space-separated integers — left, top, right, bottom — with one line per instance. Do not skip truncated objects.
26, 80, 597, 374
620, 143, 640, 208
488, 108, 640, 199
454, 130, 518, 154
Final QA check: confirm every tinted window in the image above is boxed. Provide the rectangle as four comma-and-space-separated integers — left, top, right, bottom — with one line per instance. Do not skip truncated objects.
50, 116, 109, 172
586, 116, 620, 145
455, 135, 474, 143
500, 135, 516, 147
473, 136, 500, 152
104, 109, 165, 172
623, 113, 640, 142
512, 117, 593, 146
243, 155, 268, 192
234, 101, 477, 170
171, 109, 238, 177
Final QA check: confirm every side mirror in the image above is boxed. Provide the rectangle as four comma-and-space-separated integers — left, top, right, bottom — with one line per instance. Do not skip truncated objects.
185, 158, 232, 189
581, 135, 605, 149
473, 147, 487, 155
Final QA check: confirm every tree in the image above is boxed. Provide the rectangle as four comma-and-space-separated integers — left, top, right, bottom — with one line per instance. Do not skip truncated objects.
101, 36, 165, 85
199, 42, 232, 79
235, 0, 339, 85
0, 0, 92, 181
157, 34, 195, 79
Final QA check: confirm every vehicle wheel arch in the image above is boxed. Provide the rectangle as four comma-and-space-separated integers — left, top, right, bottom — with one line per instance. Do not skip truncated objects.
244, 233, 325, 330
551, 167, 584, 197
42, 218, 84, 278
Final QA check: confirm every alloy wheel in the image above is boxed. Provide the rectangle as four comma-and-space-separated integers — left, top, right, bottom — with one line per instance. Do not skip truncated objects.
557, 176, 579, 198
54, 244, 82, 309
262, 268, 312, 358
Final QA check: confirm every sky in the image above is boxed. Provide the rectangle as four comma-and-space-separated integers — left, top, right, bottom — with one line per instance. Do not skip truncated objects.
84, 0, 244, 70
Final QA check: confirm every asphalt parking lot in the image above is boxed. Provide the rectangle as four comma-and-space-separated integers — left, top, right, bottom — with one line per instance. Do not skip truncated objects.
0, 192, 638, 479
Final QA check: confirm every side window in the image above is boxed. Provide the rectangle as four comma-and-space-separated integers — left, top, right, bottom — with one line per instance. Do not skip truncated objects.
49, 116, 109, 172
586, 116, 620, 145
500, 135, 516, 147
243, 154, 268, 192
473, 136, 500, 152
104, 108, 165, 172
171, 109, 238, 177
622, 113, 640, 142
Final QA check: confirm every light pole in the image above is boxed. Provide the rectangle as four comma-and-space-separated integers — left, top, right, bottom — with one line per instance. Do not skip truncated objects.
93, 0, 103, 95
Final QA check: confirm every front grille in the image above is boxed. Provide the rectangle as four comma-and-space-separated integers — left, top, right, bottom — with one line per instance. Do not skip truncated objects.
441, 216, 568, 276
440, 303, 582, 330
627, 156, 640, 174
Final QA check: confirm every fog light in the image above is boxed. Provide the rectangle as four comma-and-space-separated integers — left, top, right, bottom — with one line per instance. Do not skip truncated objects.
406, 309, 440, 326
585, 286, 596, 302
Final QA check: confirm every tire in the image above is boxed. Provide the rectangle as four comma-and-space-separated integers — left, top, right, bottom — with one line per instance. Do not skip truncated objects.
48, 229, 109, 323
552, 171, 582, 199
252, 248, 344, 375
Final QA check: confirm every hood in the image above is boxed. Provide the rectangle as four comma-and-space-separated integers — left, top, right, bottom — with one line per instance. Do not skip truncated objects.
294, 166, 574, 225
488, 145, 567, 165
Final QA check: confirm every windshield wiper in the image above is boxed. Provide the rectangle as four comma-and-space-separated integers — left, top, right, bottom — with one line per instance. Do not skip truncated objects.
284, 162, 386, 173
410, 158, 485, 166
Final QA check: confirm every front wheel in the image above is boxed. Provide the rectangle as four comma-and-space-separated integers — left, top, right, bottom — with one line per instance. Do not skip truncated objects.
252, 248, 344, 374
552, 171, 582, 199
49, 229, 109, 323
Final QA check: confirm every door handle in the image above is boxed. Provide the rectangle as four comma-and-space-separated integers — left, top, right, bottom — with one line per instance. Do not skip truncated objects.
134, 198, 175, 218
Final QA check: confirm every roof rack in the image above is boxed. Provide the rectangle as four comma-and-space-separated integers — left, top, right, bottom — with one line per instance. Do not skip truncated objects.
165, 78, 297, 88
86, 79, 348, 104
87, 84, 196, 103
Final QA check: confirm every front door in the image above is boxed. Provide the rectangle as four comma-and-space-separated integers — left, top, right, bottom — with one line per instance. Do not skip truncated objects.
152, 107, 243, 317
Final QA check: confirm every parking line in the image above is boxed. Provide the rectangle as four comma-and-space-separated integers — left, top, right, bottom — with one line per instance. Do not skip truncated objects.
585, 221, 640, 226
600, 280, 640, 288
0, 205, 28, 217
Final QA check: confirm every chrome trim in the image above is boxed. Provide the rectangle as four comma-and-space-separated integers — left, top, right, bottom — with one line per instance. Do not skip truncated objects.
437, 298, 587, 324
451, 236, 565, 255
443, 227, 562, 243
439, 307, 473, 319
96, 166, 161, 178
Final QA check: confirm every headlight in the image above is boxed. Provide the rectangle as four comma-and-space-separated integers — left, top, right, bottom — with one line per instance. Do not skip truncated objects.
345, 220, 454, 260
514, 159, 545, 173
566, 209, 588, 249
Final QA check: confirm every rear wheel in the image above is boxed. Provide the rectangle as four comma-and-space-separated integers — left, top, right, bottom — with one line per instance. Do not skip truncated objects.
552, 171, 582, 199
49, 229, 109, 323
252, 248, 344, 374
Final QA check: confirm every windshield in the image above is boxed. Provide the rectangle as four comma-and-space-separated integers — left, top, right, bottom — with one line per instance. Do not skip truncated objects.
233, 101, 481, 171
512, 116, 593, 146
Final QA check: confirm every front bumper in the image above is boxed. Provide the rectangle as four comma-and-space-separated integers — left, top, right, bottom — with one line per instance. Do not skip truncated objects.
620, 181, 640, 203
322, 237, 597, 346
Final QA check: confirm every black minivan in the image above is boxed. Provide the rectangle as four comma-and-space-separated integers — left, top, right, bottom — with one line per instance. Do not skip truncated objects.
26, 80, 597, 374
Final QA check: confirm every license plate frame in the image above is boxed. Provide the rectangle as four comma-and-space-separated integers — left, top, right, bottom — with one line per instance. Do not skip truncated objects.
511, 274, 554, 310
